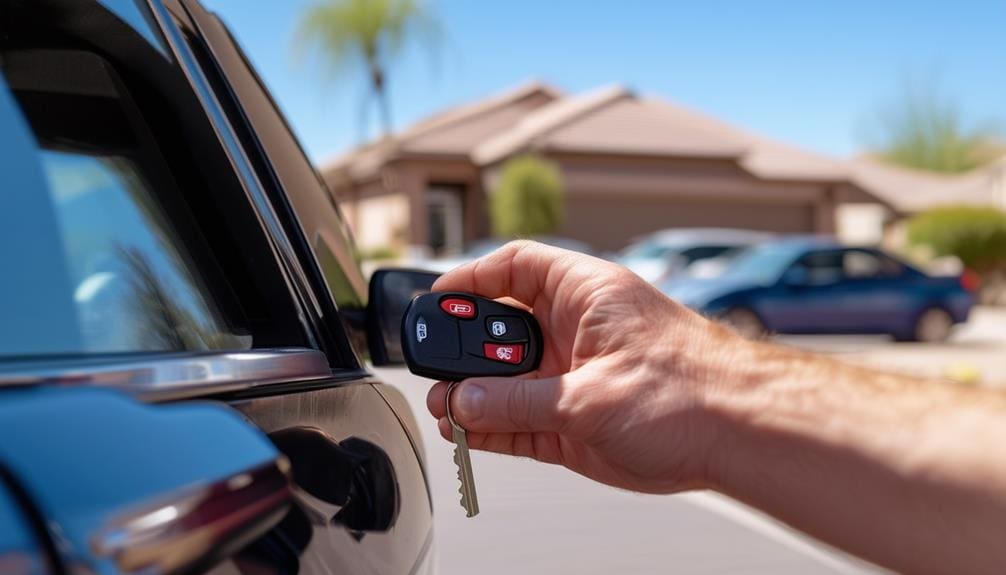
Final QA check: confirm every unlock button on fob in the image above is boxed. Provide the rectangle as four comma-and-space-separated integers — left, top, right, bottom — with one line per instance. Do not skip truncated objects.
485, 316, 528, 340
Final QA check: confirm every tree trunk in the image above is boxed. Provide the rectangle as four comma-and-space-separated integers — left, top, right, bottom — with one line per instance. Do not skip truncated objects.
370, 62, 392, 138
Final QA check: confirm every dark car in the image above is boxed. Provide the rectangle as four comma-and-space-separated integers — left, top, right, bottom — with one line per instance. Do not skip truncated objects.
661, 238, 975, 342
0, 1, 435, 573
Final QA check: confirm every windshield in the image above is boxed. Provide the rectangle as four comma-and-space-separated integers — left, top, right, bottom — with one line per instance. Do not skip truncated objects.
722, 243, 806, 285
619, 242, 674, 262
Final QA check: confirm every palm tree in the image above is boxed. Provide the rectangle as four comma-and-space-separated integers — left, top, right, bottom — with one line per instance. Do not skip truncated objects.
294, 0, 440, 138
869, 79, 1002, 173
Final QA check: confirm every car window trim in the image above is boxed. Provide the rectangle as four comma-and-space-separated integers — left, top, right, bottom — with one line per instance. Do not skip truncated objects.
145, 0, 329, 355
0, 348, 332, 402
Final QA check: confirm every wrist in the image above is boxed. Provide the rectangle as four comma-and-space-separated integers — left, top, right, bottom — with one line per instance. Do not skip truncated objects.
691, 334, 802, 493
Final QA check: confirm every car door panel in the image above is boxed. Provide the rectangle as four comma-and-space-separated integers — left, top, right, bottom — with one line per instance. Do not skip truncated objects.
224, 381, 433, 575
0, 386, 291, 575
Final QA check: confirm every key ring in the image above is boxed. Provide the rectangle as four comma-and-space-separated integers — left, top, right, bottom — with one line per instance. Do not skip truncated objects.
445, 381, 464, 433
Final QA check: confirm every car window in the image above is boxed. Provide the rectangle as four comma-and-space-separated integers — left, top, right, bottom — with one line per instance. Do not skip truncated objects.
795, 250, 844, 284
0, 50, 249, 357
678, 246, 733, 264
842, 250, 904, 279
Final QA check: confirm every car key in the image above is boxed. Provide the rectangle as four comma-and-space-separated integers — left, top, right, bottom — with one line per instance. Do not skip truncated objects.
446, 381, 478, 517
401, 292, 544, 517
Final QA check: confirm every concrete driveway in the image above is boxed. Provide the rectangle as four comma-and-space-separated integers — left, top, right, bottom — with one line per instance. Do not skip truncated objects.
780, 306, 1006, 386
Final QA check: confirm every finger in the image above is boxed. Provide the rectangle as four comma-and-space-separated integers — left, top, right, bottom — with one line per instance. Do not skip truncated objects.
435, 419, 564, 465
447, 374, 574, 434
432, 240, 572, 307
427, 381, 450, 419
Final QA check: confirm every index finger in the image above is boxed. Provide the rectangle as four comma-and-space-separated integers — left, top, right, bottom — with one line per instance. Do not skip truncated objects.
432, 240, 566, 307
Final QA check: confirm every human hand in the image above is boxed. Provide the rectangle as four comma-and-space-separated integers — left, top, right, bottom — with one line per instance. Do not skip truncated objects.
426, 240, 755, 494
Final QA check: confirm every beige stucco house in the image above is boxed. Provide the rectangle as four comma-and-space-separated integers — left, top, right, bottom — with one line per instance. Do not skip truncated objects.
321, 81, 896, 255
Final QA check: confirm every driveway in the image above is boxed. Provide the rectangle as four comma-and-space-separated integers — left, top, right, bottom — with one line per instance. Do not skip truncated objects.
779, 306, 1006, 386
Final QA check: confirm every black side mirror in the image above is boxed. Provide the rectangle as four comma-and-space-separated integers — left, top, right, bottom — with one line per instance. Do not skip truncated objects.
367, 268, 440, 365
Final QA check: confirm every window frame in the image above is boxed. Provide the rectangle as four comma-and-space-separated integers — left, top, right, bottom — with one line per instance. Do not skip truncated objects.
0, 0, 343, 396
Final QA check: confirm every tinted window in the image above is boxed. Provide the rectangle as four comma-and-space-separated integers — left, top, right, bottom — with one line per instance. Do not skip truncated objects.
0, 50, 249, 357
795, 250, 844, 284
678, 245, 733, 264
842, 250, 905, 279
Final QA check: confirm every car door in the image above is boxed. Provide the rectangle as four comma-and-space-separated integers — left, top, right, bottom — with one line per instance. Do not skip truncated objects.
762, 249, 848, 333
0, 2, 432, 574
836, 248, 915, 333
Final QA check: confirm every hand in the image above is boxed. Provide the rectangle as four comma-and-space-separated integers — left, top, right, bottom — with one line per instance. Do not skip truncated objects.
427, 240, 751, 494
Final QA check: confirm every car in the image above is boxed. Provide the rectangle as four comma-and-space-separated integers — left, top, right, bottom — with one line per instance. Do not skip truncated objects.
417, 235, 593, 273
0, 1, 434, 573
617, 228, 773, 283
660, 238, 976, 342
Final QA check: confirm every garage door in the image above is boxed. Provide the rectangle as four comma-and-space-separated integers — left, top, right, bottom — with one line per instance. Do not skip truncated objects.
562, 195, 816, 251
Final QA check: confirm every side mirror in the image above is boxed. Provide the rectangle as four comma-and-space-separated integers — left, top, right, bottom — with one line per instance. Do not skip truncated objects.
367, 268, 440, 365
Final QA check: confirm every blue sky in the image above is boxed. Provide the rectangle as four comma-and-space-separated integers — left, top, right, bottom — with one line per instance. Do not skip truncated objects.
202, 0, 1005, 164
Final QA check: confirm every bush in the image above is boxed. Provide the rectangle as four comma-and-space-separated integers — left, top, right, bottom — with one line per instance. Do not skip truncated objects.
906, 205, 1006, 272
490, 155, 565, 238
360, 245, 400, 261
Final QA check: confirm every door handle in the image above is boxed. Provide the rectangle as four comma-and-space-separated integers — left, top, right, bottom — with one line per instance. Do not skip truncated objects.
92, 458, 291, 574
271, 427, 399, 533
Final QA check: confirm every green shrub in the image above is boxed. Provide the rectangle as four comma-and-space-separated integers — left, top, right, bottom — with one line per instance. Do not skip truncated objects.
360, 245, 400, 261
490, 155, 565, 238
906, 205, 1006, 271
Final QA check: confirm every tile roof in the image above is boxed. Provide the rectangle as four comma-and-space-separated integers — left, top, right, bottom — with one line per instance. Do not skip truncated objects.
848, 155, 1006, 213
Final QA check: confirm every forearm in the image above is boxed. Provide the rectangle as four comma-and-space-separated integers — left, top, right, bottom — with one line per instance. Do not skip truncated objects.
705, 342, 1006, 574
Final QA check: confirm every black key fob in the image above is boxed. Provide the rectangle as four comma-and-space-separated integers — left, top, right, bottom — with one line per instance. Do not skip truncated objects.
401, 292, 543, 380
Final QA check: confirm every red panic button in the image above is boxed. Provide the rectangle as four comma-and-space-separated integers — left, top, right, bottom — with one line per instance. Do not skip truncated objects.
440, 297, 476, 319
483, 342, 524, 364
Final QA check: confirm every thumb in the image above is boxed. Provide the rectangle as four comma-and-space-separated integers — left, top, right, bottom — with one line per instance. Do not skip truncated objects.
447, 374, 574, 434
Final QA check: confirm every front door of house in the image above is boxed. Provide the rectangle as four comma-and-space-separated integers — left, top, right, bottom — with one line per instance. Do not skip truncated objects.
426, 185, 464, 256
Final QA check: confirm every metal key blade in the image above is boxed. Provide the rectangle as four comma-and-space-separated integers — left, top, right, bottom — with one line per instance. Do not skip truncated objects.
446, 382, 479, 517
451, 426, 479, 517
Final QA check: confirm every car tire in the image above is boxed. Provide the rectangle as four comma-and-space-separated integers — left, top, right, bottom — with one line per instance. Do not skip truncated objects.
908, 307, 955, 343
720, 308, 767, 340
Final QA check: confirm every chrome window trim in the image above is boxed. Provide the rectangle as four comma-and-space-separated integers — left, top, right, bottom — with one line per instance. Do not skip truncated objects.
144, 0, 326, 351
0, 348, 332, 402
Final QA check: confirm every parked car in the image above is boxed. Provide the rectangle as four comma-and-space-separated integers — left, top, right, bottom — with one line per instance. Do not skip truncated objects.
661, 238, 975, 342
0, 1, 433, 573
417, 235, 593, 273
618, 228, 773, 283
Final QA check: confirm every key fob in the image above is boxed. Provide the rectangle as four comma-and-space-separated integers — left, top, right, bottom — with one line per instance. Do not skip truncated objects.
401, 292, 543, 380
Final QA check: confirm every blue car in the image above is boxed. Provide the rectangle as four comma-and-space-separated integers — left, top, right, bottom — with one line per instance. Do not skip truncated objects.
661, 238, 975, 342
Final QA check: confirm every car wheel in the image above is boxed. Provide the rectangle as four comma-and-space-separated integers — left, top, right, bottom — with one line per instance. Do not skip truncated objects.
912, 307, 954, 343
720, 308, 767, 340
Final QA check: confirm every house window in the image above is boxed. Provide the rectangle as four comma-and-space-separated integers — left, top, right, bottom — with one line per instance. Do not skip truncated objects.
426, 185, 464, 256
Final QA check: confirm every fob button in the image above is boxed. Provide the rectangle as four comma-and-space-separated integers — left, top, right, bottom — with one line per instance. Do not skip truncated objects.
485, 316, 528, 340
483, 342, 524, 365
415, 314, 461, 359
440, 297, 476, 319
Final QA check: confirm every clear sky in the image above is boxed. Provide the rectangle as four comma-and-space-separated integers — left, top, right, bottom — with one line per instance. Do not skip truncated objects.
202, 0, 1005, 164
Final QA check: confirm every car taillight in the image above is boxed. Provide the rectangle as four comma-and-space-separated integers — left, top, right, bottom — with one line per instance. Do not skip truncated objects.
960, 269, 981, 292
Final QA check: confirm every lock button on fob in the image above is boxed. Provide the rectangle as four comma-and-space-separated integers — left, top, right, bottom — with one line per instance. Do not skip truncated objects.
402, 292, 543, 380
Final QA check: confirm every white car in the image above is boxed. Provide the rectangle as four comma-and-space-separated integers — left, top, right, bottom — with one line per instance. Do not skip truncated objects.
618, 228, 773, 283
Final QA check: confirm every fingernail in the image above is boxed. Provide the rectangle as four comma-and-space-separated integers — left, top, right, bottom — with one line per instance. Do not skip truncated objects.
456, 383, 486, 421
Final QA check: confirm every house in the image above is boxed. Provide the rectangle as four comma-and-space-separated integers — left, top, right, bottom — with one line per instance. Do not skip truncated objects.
321, 81, 893, 255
